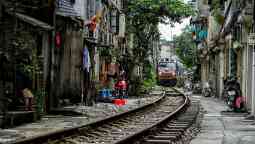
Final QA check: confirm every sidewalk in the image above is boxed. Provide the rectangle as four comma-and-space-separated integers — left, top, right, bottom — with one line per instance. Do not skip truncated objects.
190, 95, 255, 144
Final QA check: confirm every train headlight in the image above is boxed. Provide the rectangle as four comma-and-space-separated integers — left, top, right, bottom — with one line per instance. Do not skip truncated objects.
159, 71, 162, 75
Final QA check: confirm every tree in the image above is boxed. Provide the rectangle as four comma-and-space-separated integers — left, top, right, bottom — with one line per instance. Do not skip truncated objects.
173, 26, 197, 68
126, 0, 194, 94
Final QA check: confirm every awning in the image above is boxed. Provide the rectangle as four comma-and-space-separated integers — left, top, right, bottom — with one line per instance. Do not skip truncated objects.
8, 12, 53, 31
221, 5, 241, 37
56, 0, 78, 17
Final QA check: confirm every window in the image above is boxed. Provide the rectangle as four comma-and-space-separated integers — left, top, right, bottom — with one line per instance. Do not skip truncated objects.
110, 10, 119, 34
159, 62, 176, 71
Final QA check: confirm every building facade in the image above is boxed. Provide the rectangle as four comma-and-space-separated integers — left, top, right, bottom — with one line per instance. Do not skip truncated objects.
194, 0, 255, 116
159, 40, 175, 60
0, 0, 127, 116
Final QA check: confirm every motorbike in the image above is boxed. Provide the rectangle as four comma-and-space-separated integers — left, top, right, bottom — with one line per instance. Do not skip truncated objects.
113, 78, 128, 99
193, 82, 202, 94
202, 81, 212, 97
184, 80, 192, 92
222, 77, 244, 112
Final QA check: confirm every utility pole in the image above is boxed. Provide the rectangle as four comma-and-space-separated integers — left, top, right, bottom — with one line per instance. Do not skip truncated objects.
48, 0, 56, 112
252, 0, 255, 117
248, 0, 255, 118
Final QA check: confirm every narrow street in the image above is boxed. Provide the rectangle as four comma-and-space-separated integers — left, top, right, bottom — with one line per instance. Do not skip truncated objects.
1, 0, 255, 144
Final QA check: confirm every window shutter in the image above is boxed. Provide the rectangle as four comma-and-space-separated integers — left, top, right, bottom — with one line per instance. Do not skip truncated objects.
110, 10, 119, 34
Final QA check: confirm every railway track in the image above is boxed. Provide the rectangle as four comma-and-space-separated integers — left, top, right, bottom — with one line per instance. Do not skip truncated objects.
11, 88, 197, 144
117, 98, 200, 144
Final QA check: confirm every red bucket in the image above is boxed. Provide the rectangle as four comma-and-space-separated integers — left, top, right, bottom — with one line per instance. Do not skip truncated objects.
113, 99, 127, 106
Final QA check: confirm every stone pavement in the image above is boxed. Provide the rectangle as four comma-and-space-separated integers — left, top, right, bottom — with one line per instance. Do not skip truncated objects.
190, 95, 255, 144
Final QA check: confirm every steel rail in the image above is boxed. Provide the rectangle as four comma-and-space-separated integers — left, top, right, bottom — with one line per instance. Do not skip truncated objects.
114, 88, 189, 144
10, 91, 166, 144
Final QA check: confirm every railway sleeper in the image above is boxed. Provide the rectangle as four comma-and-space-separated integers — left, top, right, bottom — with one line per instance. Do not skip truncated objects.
166, 125, 188, 130
154, 134, 181, 140
177, 114, 197, 119
169, 124, 190, 127
86, 131, 103, 137
161, 128, 185, 133
168, 123, 190, 127
118, 119, 130, 123
158, 131, 182, 135
175, 119, 194, 122
155, 133, 181, 139
151, 135, 177, 140
109, 123, 123, 128
101, 124, 116, 130
114, 121, 128, 125
177, 116, 195, 119
171, 121, 190, 124
143, 139, 172, 144
64, 138, 81, 144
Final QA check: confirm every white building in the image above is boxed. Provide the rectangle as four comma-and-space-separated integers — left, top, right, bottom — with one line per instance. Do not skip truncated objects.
160, 41, 175, 60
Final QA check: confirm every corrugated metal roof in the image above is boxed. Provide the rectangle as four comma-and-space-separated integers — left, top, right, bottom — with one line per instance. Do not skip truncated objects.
56, 0, 77, 17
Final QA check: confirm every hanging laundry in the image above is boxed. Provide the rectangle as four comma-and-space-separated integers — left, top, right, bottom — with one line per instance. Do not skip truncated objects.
88, 10, 102, 32
83, 47, 91, 72
89, 16, 97, 32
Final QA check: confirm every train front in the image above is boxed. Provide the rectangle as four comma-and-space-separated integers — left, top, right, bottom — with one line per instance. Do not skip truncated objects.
157, 62, 177, 86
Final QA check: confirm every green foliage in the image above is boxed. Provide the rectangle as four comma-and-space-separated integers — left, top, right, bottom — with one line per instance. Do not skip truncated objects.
128, 0, 194, 24
125, 0, 194, 95
173, 26, 197, 68
100, 47, 112, 63
142, 61, 156, 92
176, 76, 185, 87
129, 75, 143, 96
127, 0, 194, 57
17, 62, 40, 80
212, 8, 224, 25
210, 0, 221, 10
126, 0, 194, 81
243, 15, 253, 32
33, 89, 46, 116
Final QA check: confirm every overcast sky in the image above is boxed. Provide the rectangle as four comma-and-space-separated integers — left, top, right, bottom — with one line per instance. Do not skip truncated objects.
159, 0, 191, 41
158, 17, 190, 41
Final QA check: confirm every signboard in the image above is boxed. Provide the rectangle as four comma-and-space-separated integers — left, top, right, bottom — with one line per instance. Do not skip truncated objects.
248, 33, 255, 45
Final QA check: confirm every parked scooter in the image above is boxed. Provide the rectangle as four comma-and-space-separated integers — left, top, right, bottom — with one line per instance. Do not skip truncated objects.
222, 77, 244, 112
113, 71, 128, 99
184, 80, 192, 92
202, 81, 212, 97
193, 82, 202, 94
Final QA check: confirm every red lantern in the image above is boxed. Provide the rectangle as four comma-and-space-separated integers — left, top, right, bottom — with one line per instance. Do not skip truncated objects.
55, 32, 61, 48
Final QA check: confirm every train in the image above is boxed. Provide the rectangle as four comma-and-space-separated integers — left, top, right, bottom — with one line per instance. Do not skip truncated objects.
157, 58, 180, 86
